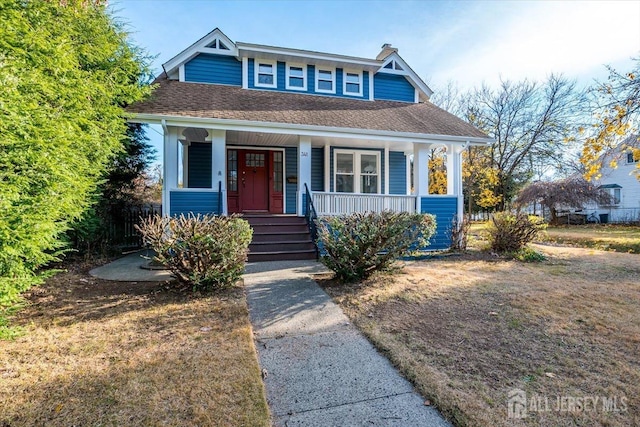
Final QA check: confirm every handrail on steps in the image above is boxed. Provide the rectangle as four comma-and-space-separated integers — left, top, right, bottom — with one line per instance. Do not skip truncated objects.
303, 183, 319, 256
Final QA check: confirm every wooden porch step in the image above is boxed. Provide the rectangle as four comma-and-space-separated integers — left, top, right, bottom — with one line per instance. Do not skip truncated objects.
251, 231, 313, 243
249, 240, 314, 253
250, 224, 309, 233
242, 214, 306, 225
247, 249, 317, 262
243, 214, 317, 261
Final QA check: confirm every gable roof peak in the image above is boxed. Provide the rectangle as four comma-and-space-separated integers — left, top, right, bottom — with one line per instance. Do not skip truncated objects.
377, 43, 398, 60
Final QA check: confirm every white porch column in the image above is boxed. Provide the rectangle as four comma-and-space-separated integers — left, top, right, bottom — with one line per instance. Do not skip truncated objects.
405, 151, 412, 195
324, 143, 330, 192
180, 140, 190, 188
162, 124, 179, 217
413, 143, 430, 213
446, 143, 455, 195
207, 129, 227, 215
384, 144, 390, 194
298, 135, 312, 216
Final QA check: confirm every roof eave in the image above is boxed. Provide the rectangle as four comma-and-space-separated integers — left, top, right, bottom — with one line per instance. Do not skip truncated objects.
127, 112, 493, 145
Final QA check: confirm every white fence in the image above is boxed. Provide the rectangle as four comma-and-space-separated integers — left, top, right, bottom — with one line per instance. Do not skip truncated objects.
313, 192, 416, 215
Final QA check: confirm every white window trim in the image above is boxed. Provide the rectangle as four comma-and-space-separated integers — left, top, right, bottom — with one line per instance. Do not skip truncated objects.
254, 59, 277, 88
343, 69, 363, 97
333, 149, 381, 194
285, 63, 307, 91
315, 67, 336, 94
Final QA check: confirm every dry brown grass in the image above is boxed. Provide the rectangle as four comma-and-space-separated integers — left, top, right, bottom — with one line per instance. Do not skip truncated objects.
0, 263, 270, 427
318, 245, 640, 426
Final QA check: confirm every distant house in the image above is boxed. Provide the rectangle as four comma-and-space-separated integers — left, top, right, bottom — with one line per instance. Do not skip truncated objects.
590, 134, 640, 223
127, 28, 491, 259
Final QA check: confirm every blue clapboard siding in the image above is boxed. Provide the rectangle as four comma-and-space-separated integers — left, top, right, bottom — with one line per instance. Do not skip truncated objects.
184, 53, 242, 86
170, 191, 220, 216
285, 147, 298, 214
388, 151, 407, 195
420, 196, 457, 250
311, 147, 325, 191
374, 73, 415, 102
188, 142, 212, 188
329, 147, 384, 193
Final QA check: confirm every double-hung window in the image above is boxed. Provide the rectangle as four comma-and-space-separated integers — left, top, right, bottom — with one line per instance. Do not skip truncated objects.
627, 152, 638, 164
255, 60, 277, 88
286, 64, 307, 90
343, 70, 363, 96
334, 150, 380, 194
316, 68, 335, 94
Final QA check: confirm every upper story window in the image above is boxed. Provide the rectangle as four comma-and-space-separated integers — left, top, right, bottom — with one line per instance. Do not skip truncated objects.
627, 152, 638, 164
343, 70, 363, 96
286, 64, 307, 91
255, 60, 277, 88
316, 68, 335, 94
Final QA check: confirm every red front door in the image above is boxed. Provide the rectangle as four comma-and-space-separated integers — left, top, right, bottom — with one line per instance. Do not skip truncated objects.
240, 150, 268, 211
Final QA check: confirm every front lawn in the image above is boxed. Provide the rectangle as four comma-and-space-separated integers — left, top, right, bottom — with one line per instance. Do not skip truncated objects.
318, 245, 639, 426
0, 262, 270, 426
541, 224, 640, 253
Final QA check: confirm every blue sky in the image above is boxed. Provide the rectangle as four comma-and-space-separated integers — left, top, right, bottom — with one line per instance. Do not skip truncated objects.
113, 0, 640, 165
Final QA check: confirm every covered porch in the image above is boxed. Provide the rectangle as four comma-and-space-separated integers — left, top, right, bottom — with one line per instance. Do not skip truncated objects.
159, 122, 469, 249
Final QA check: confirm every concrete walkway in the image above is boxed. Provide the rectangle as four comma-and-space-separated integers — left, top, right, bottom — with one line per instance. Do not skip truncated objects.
89, 250, 173, 282
244, 260, 451, 427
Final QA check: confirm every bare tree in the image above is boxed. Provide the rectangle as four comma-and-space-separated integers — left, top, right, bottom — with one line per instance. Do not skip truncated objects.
463, 74, 587, 210
515, 176, 611, 223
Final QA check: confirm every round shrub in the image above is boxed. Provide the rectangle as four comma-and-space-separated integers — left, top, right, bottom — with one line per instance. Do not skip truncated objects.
136, 214, 252, 291
317, 211, 436, 282
485, 211, 546, 253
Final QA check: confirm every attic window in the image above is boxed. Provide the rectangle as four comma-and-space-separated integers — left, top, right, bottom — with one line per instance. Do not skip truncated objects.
383, 60, 404, 71
205, 38, 231, 51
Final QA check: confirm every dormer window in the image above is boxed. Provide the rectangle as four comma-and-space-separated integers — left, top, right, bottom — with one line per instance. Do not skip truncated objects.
255, 60, 277, 88
316, 68, 335, 94
286, 64, 307, 91
343, 70, 363, 96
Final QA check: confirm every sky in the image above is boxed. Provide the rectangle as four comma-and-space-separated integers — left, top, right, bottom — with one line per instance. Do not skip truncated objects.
113, 0, 640, 165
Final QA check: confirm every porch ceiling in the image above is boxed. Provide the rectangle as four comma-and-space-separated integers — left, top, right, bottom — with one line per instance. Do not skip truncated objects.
224, 130, 414, 152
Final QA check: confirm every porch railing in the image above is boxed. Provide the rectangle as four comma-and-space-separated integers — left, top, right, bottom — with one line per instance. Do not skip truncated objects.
313, 192, 417, 215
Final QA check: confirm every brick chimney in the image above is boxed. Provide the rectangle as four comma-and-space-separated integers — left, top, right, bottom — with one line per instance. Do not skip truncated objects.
376, 43, 398, 60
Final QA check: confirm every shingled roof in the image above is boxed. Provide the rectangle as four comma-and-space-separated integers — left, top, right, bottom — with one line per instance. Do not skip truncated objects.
127, 74, 489, 140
